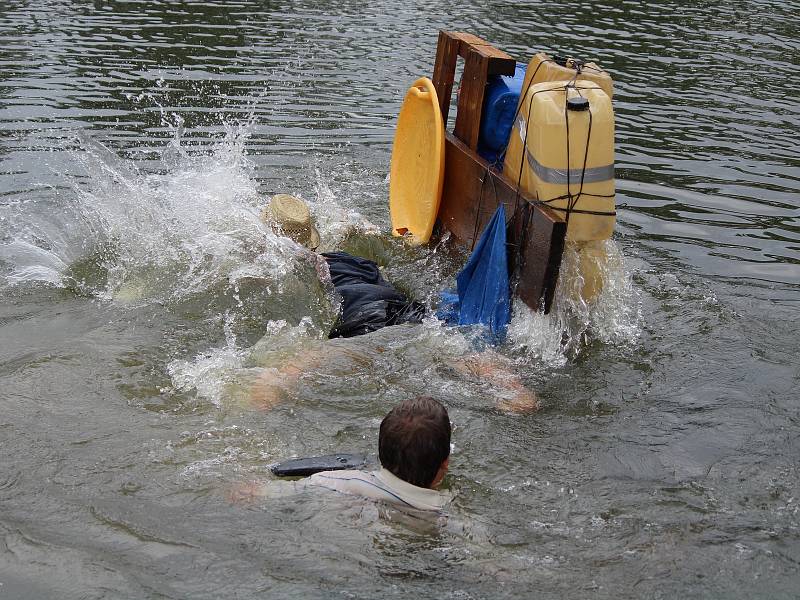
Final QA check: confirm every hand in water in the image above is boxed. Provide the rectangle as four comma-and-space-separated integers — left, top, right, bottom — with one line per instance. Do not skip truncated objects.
453, 352, 539, 413
496, 383, 540, 413
247, 365, 302, 410
227, 479, 298, 504
247, 345, 332, 411
226, 481, 266, 504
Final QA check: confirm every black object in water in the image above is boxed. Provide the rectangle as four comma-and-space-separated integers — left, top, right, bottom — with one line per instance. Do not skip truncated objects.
270, 453, 370, 477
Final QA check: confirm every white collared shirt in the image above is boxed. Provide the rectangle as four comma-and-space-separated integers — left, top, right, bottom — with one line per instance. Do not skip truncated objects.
305, 467, 450, 512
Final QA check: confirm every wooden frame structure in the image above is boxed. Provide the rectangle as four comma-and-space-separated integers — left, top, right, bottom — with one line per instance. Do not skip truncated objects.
431, 31, 566, 313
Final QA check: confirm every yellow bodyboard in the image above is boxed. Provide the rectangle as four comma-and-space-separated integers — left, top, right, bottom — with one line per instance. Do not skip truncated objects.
389, 77, 445, 245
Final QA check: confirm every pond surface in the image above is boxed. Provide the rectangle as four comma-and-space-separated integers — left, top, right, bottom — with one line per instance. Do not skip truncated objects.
1, 1, 798, 598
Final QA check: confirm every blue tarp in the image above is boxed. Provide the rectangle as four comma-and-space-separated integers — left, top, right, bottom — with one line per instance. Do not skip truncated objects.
438, 204, 511, 339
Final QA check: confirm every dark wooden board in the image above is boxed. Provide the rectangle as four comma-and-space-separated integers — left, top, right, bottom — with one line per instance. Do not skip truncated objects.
432, 31, 460, 127
438, 133, 566, 313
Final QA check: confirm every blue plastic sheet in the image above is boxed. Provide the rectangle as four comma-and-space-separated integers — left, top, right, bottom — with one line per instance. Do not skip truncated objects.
438, 204, 511, 339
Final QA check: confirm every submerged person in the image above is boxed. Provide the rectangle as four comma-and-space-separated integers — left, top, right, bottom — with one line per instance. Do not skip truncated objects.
250, 194, 538, 412
231, 396, 452, 512
263, 193, 425, 338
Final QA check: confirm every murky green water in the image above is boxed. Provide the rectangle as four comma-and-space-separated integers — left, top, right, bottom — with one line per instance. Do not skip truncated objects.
1, 1, 798, 598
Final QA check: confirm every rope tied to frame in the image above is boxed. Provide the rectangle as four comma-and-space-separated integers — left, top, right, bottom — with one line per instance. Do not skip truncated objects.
468, 54, 615, 294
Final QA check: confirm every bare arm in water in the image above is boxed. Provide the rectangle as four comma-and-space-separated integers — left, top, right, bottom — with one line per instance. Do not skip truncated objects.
248, 343, 538, 413
449, 351, 539, 413
248, 344, 332, 410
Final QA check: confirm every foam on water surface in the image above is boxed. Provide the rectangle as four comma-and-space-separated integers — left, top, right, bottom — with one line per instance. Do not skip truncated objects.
1, 124, 300, 303
508, 239, 642, 366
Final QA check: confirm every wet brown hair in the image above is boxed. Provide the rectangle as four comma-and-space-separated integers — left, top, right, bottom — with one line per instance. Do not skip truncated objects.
378, 396, 451, 488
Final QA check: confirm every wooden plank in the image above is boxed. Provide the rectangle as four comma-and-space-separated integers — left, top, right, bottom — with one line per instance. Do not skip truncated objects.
451, 32, 516, 74
515, 201, 566, 312
432, 31, 460, 128
438, 132, 566, 313
453, 48, 490, 150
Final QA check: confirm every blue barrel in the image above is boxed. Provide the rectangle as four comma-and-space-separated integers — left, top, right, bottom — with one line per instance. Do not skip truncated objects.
478, 63, 527, 165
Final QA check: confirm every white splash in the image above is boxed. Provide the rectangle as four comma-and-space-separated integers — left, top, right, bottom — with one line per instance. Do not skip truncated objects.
0, 124, 305, 304
310, 166, 381, 251
71, 128, 299, 304
508, 239, 641, 363
167, 310, 247, 406
1, 240, 68, 287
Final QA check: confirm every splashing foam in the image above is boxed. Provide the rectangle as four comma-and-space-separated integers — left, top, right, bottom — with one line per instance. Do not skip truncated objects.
1, 240, 68, 287
507, 239, 641, 365
167, 310, 246, 406
310, 167, 380, 251
71, 128, 301, 303
0, 123, 306, 302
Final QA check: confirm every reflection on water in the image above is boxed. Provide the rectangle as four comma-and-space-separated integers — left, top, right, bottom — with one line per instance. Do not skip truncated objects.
1, 1, 798, 598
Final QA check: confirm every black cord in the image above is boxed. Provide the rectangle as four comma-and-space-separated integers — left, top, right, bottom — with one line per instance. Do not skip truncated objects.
563, 83, 593, 221
471, 170, 488, 252
564, 84, 572, 228
501, 55, 612, 237
469, 162, 503, 252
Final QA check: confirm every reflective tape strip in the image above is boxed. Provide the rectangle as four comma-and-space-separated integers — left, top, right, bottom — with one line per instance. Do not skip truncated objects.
514, 115, 614, 185
526, 148, 614, 185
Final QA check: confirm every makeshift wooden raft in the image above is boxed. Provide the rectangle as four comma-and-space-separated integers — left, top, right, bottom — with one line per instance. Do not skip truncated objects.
432, 31, 567, 314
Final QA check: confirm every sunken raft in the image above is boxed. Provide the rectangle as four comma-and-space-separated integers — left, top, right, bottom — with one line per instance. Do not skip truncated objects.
431, 31, 567, 314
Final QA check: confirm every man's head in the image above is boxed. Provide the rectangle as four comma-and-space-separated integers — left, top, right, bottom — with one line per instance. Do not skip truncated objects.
379, 396, 451, 489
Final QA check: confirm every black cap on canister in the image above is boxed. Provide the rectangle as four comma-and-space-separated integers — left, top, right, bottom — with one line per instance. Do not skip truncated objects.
567, 96, 590, 112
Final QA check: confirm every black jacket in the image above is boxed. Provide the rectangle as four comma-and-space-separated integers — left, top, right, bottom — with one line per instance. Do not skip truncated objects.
322, 252, 425, 339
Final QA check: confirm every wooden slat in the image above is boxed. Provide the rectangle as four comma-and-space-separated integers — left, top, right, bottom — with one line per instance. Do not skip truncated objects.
431, 31, 460, 127
438, 132, 566, 313
453, 49, 491, 150
451, 32, 516, 74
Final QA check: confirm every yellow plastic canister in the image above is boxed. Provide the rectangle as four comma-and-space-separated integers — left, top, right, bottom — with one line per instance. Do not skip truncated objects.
504, 80, 615, 242
521, 52, 613, 99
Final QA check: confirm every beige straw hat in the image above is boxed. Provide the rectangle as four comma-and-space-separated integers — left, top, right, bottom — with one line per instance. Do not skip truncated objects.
260, 194, 321, 250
